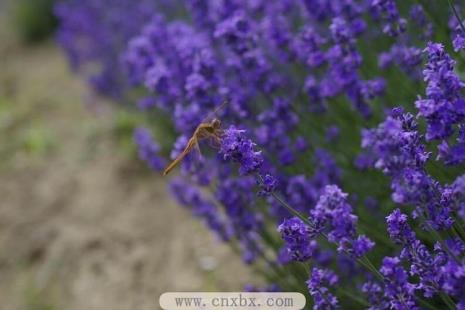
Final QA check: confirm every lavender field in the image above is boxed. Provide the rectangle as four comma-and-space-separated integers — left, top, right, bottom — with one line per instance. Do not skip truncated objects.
3, 0, 465, 309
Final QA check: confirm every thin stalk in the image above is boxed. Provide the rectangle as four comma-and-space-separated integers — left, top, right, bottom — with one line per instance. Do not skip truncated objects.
337, 288, 370, 307
448, 0, 465, 33
418, 297, 441, 310
453, 221, 465, 241
360, 256, 384, 282
440, 293, 457, 310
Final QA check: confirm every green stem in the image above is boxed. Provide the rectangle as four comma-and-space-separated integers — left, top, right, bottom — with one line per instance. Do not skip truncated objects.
337, 288, 370, 307
418, 297, 441, 310
453, 221, 465, 241
448, 0, 465, 33
440, 292, 457, 310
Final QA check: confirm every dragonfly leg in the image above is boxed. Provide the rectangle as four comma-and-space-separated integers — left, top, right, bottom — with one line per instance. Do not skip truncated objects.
195, 143, 204, 161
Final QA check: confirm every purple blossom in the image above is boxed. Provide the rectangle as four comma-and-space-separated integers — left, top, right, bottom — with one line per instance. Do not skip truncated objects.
370, 0, 406, 37
220, 126, 264, 175
442, 174, 465, 220
439, 259, 465, 306
361, 108, 430, 176
325, 126, 340, 142
362, 281, 390, 310
310, 185, 375, 258
214, 10, 254, 55
352, 235, 376, 258
387, 210, 447, 297
361, 108, 454, 229
409, 5, 433, 39
278, 217, 317, 262
133, 127, 166, 171
415, 42, 465, 143
378, 44, 422, 77
170, 179, 231, 242
386, 209, 416, 244
258, 174, 277, 196
57, 1, 465, 307
453, 31, 465, 52
215, 175, 264, 262
437, 126, 465, 165
307, 268, 339, 310
380, 256, 418, 310
55, 0, 156, 98
294, 136, 309, 153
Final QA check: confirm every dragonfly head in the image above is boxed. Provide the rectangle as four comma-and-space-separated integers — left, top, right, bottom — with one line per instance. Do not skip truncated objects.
211, 118, 221, 129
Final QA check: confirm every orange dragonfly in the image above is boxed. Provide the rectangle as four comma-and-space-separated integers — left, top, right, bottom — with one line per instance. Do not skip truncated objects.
163, 101, 227, 176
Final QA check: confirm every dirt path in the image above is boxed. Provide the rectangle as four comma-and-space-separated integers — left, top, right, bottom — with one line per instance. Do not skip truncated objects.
0, 24, 256, 310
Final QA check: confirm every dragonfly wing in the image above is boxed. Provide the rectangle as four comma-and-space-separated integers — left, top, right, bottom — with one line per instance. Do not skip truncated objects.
201, 100, 228, 123
194, 142, 203, 160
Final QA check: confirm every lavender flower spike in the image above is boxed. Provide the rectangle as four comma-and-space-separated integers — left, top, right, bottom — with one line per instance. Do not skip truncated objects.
133, 127, 166, 171
307, 268, 339, 310
220, 126, 264, 175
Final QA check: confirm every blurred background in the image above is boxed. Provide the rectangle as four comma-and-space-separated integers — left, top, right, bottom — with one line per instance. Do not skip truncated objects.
0, 1, 258, 309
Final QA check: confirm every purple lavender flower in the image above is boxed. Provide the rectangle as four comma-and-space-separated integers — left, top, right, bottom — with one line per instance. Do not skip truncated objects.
352, 235, 376, 258
258, 174, 278, 196
170, 179, 231, 242
439, 259, 465, 307
220, 126, 264, 175
216, 177, 263, 262
325, 126, 340, 142
55, 0, 156, 98
409, 5, 433, 40
294, 136, 309, 153
415, 43, 465, 143
453, 30, 465, 52
307, 268, 339, 310
362, 281, 390, 310
370, 0, 406, 37
380, 256, 418, 310
386, 209, 416, 244
437, 126, 465, 165
310, 185, 375, 258
442, 174, 465, 220
294, 25, 326, 68
278, 217, 318, 262
57, 1, 465, 307
387, 210, 447, 298
378, 44, 422, 77
133, 127, 166, 171
214, 10, 254, 55
361, 108, 430, 176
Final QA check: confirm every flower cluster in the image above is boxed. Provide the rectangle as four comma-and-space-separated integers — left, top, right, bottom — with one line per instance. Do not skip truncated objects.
133, 127, 166, 171
307, 268, 339, 310
219, 126, 264, 175
278, 217, 318, 262
57, 0, 465, 308
362, 108, 455, 230
380, 256, 418, 309
55, 0, 156, 98
170, 179, 231, 242
310, 185, 375, 258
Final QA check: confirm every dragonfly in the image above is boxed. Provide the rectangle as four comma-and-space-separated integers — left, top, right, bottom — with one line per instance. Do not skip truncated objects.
163, 101, 228, 176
